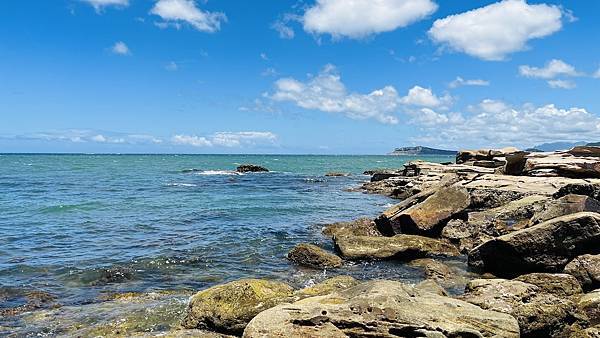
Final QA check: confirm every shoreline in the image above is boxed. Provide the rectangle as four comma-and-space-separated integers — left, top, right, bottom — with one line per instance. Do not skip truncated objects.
3, 148, 600, 337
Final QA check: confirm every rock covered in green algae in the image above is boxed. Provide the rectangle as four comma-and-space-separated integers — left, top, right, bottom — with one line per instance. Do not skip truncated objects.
243, 280, 519, 338
182, 279, 294, 335
287, 243, 343, 269
334, 234, 459, 260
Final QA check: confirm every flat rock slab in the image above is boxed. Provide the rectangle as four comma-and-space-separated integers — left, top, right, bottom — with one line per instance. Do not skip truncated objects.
334, 234, 459, 260
243, 280, 520, 338
469, 212, 600, 277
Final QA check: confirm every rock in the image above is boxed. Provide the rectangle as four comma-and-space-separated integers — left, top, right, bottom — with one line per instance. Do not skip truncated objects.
287, 244, 343, 269
469, 212, 600, 277
324, 172, 350, 177
554, 183, 600, 200
293, 276, 359, 299
376, 184, 470, 236
531, 194, 600, 225
236, 164, 269, 173
569, 146, 600, 157
182, 279, 294, 334
462, 278, 583, 337
243, 280, 520, 338
321, 218, 381, 238
519, 151, 600, 178
408, 258, 454, 282
456, 147, 519, 164
578, 290, 600, 326
414, 279, 448, 296
0, 288, 59, 317
442, 195, 548, 252
130, 329, 237, 338
369, 170, 402, 182
514, 273, 583, 297
91, 266, 135, 286
573, 326, 600, 338
334, 234, 460, 260
564, 254, 600, 292
462, 174, 599, 197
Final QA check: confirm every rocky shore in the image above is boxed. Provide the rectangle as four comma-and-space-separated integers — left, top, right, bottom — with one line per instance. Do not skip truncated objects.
5, 146, 600, 337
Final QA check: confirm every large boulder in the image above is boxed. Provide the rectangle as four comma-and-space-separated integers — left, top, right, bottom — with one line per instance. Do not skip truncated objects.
564, 254, 600, 292
243, 280, 520, 338
578, 289, 600, 326
182, 279, 294, 334
462, 278, 584, 337
514, 273, 583, 297
377, 184, 470, 236
468, 212, 600, 277
236, 164, 269, 173
456, 147, 519, 164
519, 151, 600, 178
287, 244, 342, 269
334, 234, 460, 260
531, 194, 600, 225
321, 218, 381, 238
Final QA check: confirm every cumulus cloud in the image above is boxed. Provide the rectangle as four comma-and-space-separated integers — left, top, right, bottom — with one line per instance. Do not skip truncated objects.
111, 41, 130, 55
414, 99, 600, 148
150, 0, 226, 33
448, 77, 490, 88
171, 132, 278, 148
519, 59, 580, 79
269, 65, 401, 124
547, 79, 576, 89
429, 0, 564, 61
303, 0, 438, 39
399, 86, 452, 108
82, 0, 129, 12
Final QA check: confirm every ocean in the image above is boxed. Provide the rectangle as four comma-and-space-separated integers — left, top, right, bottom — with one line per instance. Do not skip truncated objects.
0, 154, 455, 332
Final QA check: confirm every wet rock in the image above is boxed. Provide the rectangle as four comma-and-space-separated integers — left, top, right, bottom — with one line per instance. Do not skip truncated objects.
0, 288, 59, 317
287, 244, 342, 269
243, 280, 520, 338
130, 329, 237, 338
182, 279, 294, 335
531, 194, 600, 225
321, 218, 381, 238
514, 273, 583, 297
408, 258, 453, 282
578, 289, 600, 326
334, 234, 460, 260
414, 279, 448, 296
324, 172, 350, 177
180, 168, 203, 173
469, 212, 600, 277
462, 278, 584, 337
236, 164, 269, 173
293, 276, 359, 299
564, 254, 600, 292
369, 170, 402, 182
92, 266, 135, 285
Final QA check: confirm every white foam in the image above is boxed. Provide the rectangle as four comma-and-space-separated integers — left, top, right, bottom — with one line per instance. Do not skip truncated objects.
166, 183, 197, 187
197, 170, 242, 176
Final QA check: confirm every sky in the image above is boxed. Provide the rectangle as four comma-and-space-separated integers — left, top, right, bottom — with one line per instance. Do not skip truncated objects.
1, 0, 600, 154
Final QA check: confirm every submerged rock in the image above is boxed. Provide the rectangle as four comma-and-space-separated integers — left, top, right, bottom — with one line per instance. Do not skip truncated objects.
564, 254, 600, 292
287, 244, 342, 269
321, 218, 381, 238
334, 234, 460, 260
324, 172, 350, 177
0, 288, 59, 317
236, 164, 269, 173
462, 278, 584, 337
182, 279, 294, 335
469, 212, 600, 277
243, 280, 520, 337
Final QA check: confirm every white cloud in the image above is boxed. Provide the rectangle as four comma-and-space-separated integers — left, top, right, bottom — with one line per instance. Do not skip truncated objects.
272, 18, 296, 39
429, 0, 563, 61
519, 59, 580, 79
593, 67, 600, 79
16, 130, 163, 145
547, 79, 576, 89
448, 76, 490, 88
165, 61, 178, 71
260, 53, 269, 61
150, 0, 226, 33
269, 65, 401, 124
171, 132, 278, 148
303, 0, 438, 39
400, 86, 452, 108
111, 41, 130, 55
414, 99, 600, 148
82, 0, 129, 12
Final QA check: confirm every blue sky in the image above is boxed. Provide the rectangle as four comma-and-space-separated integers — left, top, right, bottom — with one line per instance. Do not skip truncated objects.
1, 0, 599, 154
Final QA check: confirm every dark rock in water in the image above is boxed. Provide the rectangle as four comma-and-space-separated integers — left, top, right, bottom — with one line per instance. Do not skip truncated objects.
461, 278, 585, 337
244, 280, 520, 337
384, 185, 471, 236
334, 234, 460, 260
181, 168, 203, 173
287, 243, 342, 269
531, 194, 600, 225
370, 170, 402, 182
564, 254, 600, 292
321, 218, 381, 238
93, 266, 135, 285
182, 279, 294, 335
236, 164, 269, 173
324, 172, 350, 177
0, 288, 59, 317
468, 212, 600, 277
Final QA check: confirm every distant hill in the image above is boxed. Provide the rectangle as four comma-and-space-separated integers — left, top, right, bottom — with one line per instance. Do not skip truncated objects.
586, 142, 600, 147
532, 141, 587, 152
389, 146, 457, 156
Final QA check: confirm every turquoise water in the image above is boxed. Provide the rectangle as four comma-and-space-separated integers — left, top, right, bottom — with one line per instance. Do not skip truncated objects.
0, 154, 453, 315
